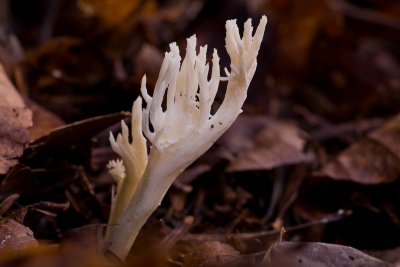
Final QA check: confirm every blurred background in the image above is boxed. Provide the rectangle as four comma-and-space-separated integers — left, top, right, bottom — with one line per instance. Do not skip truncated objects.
2, 0, 400, 123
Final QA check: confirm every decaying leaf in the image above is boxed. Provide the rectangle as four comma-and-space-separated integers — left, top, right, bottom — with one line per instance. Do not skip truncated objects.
27, 112, 129, 152
220, 116, 314, 172
0, 65, 32, 174
0, 218, 37, 253
318, 114, 400, 184
268, 242, 392, 267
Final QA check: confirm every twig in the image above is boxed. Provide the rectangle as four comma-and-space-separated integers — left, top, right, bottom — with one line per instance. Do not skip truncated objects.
182, 209, 352, 242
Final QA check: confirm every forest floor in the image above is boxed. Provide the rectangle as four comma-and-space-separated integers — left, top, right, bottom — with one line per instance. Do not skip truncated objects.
0, 0, 400, 266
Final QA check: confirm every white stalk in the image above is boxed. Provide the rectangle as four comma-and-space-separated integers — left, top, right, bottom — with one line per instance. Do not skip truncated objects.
106, 16, 267, 260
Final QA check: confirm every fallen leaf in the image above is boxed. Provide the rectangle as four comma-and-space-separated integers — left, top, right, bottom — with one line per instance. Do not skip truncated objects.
0, 64, 32, 174
318, 114, 400, 184
268, 241, 392, 267
0, 218, 37, 253
220, 116, 314, 172
27, 112, 129, 152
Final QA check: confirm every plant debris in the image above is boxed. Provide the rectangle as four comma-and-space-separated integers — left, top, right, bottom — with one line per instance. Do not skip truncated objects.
0, 0, 400, 266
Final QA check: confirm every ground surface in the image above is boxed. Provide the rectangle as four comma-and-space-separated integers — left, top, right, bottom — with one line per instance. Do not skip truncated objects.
0, 0, 400, 266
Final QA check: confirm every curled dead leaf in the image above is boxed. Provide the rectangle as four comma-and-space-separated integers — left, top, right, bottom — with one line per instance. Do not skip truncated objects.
318, 114, 400, 184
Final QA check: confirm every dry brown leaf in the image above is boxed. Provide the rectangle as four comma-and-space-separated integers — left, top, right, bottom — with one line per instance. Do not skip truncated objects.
318, 114, 400, 184
0, 65, 32, 174
268, 241, 392, 267
220, 116, 314, 172
0, 218, 37, 253
27, 112, 129, 152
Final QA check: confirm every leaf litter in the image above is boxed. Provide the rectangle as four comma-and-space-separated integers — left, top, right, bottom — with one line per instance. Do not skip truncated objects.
0, 0, 400, 266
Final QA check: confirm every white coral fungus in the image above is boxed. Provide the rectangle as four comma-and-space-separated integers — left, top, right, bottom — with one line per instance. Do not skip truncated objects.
107, 16, 267, 260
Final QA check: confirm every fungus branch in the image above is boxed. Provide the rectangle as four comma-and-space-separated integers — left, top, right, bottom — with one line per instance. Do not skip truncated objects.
106, 16, 267, 260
